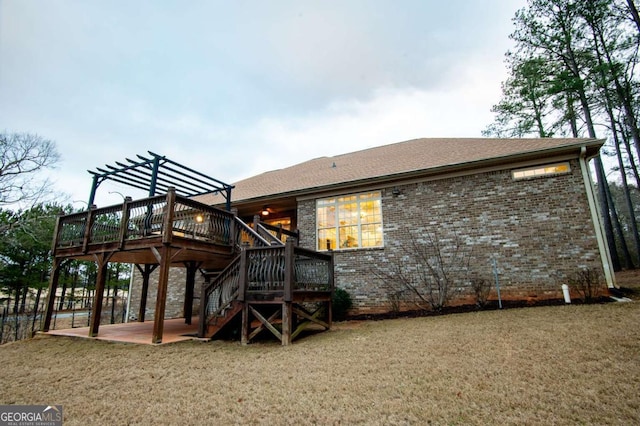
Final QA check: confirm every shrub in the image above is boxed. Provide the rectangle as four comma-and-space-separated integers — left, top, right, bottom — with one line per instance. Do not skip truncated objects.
332, 287, 353, 321
470, 276, 492, 308
567, 268, 604, 303
386, 289, 403, 314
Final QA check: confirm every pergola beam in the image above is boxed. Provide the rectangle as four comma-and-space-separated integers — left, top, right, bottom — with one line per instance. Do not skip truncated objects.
86, 151, 234, 207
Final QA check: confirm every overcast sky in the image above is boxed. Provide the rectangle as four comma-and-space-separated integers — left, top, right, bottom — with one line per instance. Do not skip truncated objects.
0, 0, 526, 208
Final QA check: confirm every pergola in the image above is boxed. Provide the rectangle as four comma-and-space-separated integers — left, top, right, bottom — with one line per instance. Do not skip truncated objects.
43, 152, 239, 344
86, 151, 233, 210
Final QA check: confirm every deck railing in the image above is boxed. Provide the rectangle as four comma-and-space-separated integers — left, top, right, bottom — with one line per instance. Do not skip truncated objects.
199, 256, 242, 336
234, 217, 272, 248
251, 215, 300, 245
53, 189, 238, 252
199, 239, 334, 337
240, 242, 334, 296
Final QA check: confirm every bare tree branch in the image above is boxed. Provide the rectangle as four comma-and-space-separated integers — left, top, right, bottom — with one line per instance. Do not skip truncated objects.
0, 132, 60, 206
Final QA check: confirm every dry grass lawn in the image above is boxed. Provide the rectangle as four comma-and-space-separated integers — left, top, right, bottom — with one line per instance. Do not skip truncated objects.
1, 301, 639, 425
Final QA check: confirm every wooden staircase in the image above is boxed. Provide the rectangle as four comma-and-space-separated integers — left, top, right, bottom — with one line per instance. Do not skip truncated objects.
198, 218, 334, 345
204, 300, 243, 339
198, 215, 286, 339
199, 254, 243, 339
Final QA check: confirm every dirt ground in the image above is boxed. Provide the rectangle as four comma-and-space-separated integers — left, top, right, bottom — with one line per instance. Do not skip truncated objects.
1, 297, 638, 425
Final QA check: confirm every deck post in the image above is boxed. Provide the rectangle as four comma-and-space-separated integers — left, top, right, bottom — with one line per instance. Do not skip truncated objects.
230, 208, 238, 247
42, 258, 62, 332
82, 205, 97, 254
183, 261, 199, 325
239, 245, 249, 345
197, 279, 208, 338
136, 264, 157, 322
253, 215, 260, 233
89, 254, 111, 337
152, 245, 172, 344
241, 303, 249, 345
282, 302, 292, 346
282, 239, 295, 345
118, 196, 132, 249
284, 239, 294, 302
237, 246, 248, 302
162, 188, 176, 245
328, 249, 335, 329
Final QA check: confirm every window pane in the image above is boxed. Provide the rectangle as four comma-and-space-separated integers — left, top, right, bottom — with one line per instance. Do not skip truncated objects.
316, 191, 383, 251
338, 195, 356, 203
339, 226, 359, 248
317, 205, 335, 228
318, 228, 336, 251
361, 224, 383, 247
338, 202, 358, 226
513, 162, 570, 179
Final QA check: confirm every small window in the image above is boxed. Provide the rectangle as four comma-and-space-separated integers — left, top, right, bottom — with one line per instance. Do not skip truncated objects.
316, 191, 383, 251
512, 162, 570, 180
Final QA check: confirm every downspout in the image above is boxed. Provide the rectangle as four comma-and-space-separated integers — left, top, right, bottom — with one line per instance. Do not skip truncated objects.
125, 264, 135, 322
579, 146, 616, 288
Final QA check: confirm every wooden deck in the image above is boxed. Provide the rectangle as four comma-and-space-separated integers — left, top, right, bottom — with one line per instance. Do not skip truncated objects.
44, 189, 333, 345
45, 318, 201, 345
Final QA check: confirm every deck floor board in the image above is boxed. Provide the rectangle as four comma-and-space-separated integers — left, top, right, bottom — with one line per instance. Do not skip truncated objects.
45, 317, 200, 345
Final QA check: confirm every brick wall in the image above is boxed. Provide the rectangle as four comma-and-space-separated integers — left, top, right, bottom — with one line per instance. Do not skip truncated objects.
128, 267, 205, 321
298, 159, 603, 313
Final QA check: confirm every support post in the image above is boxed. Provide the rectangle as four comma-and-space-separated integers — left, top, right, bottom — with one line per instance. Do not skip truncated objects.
183, 261, 199, 324
82, 205, 97, 254
239, 244, 249, 345
162, 188, 176, 245
152, 245, 172, 343
136, 264, 157, 322
198, 280, 208, 338
229, 208, 238, 248
282, 302, 292, 346
241, 303, 249, 345
284, 238, 294, 302
237, 247, 248, 302
89, 254, 111, 337
118, 196, 133, 249
328, 249, 335, 329
42, 258, 62, 332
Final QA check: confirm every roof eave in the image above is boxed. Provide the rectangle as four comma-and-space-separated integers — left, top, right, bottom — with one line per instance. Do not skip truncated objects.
227, 139, 605, 207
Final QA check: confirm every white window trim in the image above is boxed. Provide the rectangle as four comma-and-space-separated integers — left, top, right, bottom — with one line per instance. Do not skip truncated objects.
316, 191, 384, 251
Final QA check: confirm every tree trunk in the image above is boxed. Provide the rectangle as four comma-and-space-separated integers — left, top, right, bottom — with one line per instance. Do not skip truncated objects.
566, 93, 579, 138
58, 268, 68, 311
559, 19, 620, 270
20, 286, 28, 313
591, 28, 640, 267
627, 0, 640, 35
604, 172, 633, 269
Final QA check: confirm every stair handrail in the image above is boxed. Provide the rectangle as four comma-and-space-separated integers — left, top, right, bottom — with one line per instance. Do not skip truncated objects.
198, 255, 242, 337
255, 222, 285, 245
254, 218, 300, 244
234, 216, 271, 248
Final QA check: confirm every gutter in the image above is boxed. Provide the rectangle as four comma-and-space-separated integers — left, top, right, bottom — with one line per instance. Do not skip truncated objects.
229, 139, 606, 207
579, 146, 616, 288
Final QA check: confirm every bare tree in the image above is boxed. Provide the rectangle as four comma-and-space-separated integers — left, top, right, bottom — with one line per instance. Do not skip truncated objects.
0, 132, 60, 206
375, 229, 473, 312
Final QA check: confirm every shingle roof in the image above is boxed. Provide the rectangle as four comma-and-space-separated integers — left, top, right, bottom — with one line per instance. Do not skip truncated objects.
200, 137, 603, 205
